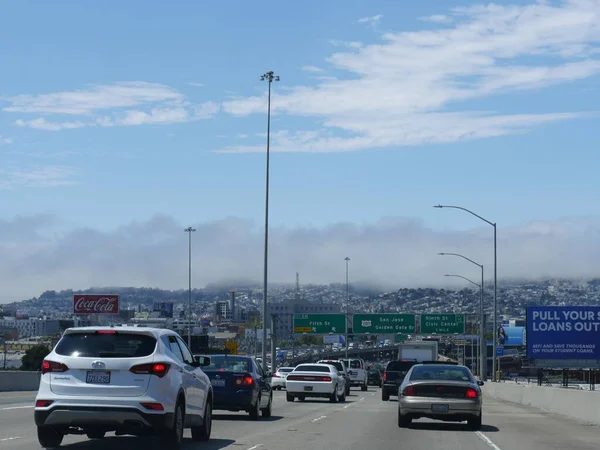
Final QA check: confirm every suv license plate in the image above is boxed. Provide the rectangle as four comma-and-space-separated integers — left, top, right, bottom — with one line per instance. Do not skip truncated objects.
86, 371, 111, 384
431, 404, 449, 413
304, 386, 313, 392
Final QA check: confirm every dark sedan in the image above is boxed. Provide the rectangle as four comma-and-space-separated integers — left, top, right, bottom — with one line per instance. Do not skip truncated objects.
367, 369, 382, 386
202, 355, 273, 420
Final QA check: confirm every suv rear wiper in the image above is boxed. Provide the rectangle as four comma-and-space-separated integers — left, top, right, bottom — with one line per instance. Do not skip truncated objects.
97, 351, 131, 357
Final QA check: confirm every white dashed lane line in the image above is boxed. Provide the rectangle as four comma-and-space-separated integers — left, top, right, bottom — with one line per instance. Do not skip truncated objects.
311, 415, 327, 423
0, 437, 21, 442
0, 405, 33, 411
476, 431, 503, 450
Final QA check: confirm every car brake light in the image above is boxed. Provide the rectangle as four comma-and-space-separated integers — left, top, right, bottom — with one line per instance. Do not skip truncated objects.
140, 402, 164, 411
465, 388, 478, 399
35, 400, 54, 408
41, 360, 69, 375
96, 330, 117, 334
319, 376, 332, 382
383, 372, 387, 381
402, 385, 418, 396
273, 373, 280, 378
130, 363, 171, 378
235, 375, 254, 386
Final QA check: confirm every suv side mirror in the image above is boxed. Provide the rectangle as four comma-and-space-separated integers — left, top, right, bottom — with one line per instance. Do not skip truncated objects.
194, 355, 211, 367
477, 380, 485, 386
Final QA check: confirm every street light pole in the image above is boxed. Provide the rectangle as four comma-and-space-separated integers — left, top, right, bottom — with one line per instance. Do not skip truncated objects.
345, 256, 350, 359
184, 226, 196, 349
438, 252, 486, 380
434, 205, 498, 380
261, 71, 279, 373
444, 274, 480, 369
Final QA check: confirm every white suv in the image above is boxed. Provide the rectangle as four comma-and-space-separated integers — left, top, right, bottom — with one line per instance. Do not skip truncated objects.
34, 326, 213, 449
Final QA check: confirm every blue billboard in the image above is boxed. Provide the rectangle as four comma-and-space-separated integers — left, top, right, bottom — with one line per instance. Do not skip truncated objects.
526, 306, 600, 360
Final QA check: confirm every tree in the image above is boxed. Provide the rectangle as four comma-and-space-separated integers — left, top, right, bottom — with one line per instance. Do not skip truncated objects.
21, 345, 51, 371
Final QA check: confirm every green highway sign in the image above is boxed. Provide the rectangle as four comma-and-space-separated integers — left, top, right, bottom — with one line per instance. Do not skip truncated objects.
352, 314, 416, 334
395, 333, 408, 342
420, 314, 465, 334
293, 314, 346, 334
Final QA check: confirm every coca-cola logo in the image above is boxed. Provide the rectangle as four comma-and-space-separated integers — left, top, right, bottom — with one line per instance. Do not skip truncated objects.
73, 295, 119, 314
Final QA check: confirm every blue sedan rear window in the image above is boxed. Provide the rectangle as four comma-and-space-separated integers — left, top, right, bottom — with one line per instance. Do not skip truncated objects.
204, 356, 250, 372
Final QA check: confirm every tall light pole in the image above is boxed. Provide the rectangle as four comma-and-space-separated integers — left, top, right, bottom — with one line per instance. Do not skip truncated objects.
344, 256, 350, 358
434, 205, 498, 380
184, 226, 196, 349
438, 252, 486, 380
260, 71, 279, 372
444, 274, 480, 369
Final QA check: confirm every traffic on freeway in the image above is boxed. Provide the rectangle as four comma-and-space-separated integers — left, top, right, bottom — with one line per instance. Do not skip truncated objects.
1, 383, 599, 450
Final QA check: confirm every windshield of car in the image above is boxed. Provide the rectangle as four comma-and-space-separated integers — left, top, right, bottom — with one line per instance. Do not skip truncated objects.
386, 360, 418, 372
410, 365, 473, 382
203, 356, 251, 372
296, 365, 331, 373
319, 361, 344, 372
55, 332, 157, 358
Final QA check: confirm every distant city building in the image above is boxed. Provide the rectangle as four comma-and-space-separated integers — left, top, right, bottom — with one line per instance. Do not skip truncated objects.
152, 302, 174, 318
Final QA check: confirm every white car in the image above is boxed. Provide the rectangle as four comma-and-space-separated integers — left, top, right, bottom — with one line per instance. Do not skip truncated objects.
34, 326, 213, 449
341, 358, 368, 391
271, 367, 295, 390
285, 363, 346, 403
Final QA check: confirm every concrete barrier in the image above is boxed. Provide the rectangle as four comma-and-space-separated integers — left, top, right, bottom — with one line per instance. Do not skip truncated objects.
0, 371, 41, 392
483, 382, 600, 425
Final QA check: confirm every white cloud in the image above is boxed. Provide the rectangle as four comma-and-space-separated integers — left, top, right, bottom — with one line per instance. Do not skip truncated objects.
357, 14, 383, 25
220, 0, 600, 153
301, 65, 324, 73
0, 165, 77, 190
2, 214, 600, 302
3, 81, 218, 130
187, 82, 205, 87
421, 14, 454, 24
0, 135, 13, 145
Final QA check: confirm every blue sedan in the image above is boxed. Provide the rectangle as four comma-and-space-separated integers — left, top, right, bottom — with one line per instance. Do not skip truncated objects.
202, 355, 273, 420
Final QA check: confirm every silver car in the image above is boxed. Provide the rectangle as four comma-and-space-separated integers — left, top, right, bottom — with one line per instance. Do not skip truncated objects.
397, 363, 483, 430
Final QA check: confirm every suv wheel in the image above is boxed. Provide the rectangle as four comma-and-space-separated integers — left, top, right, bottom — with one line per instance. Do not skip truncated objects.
191, 399, 212, 441
286, 393, 294, 402
382, 389, 390, 401
37, 426, 64, 448
162, 401, 185, 449
361, 383, 368, 391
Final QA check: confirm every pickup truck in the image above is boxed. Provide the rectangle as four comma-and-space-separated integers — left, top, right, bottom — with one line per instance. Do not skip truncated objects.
317, 359, 351, 396
341, 358, 368, 391
381, 359, 418, 401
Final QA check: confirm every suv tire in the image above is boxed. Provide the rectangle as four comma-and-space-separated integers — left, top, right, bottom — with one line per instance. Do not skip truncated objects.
37, 427, 64, 448
191, 399, 212, 441
161, 401, 185, 449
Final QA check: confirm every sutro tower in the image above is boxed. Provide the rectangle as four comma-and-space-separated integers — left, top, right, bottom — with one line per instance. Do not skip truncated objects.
295, 272, 301, 302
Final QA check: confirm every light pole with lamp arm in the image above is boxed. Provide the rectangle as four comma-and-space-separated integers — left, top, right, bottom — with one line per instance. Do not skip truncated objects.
184, 226, 196, 349
434, 204, 498, 380
438, 252, 486, 380
344, 256, 350, 359
444, 274, 481, 371
260, 71, 279, 373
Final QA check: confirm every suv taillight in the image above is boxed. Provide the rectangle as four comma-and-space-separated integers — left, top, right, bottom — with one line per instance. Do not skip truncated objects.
383, 372, 387, 381
130, 363, 170, 378
41, 360, 69, 375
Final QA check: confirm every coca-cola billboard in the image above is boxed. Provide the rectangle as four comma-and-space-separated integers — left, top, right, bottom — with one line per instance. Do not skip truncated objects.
73, 295, 119, 315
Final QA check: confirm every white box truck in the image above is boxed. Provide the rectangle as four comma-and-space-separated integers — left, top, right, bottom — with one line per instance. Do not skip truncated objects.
398, 341, 438, 362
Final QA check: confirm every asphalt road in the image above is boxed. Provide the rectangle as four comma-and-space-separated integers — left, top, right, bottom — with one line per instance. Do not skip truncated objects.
0, 387, 598, 449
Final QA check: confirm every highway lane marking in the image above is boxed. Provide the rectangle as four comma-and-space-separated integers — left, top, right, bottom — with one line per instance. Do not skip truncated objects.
311, 415, 327, 423
0, 437, 21, 442
0, 405, 33, 411
476, 431, 503, 450
247, 445, 262, 450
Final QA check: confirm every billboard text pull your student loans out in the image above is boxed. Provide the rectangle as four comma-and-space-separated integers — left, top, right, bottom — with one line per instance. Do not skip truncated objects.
526, 306, 600, 360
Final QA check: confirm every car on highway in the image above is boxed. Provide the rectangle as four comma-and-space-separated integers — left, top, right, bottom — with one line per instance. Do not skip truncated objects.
382, 359, 418, 401
367, 368, 382, 387
286, 363, 347, 403
271, 366, 295, 390
34, 326, 213, 449
317, 359, 351, 396
397, 363, 484, 430
341, 358, 368, 391
201, 354, 273, 420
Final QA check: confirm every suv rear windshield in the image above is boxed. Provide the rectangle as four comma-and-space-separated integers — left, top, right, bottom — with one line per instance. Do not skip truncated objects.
386, 360, 418, 372
296, 365, 331, 373
55, 332, 157, 358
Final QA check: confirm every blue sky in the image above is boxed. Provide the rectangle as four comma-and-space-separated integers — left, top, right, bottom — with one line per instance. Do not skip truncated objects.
1, 1, 600, 301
